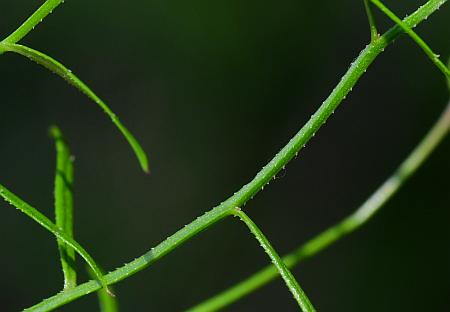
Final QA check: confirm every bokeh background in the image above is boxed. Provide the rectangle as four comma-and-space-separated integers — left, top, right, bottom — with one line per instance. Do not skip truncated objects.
0, 1, 449, 311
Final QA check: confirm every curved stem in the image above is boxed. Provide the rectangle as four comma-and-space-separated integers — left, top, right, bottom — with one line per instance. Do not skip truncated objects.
188, 99, 450, 312
0, 43, 149, 173
232, 208, 315, 312
1, 0, 64, 46
23, 1, 448, 311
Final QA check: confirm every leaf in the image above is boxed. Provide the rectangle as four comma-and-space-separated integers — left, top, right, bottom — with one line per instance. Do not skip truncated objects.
50, 126, 77, 289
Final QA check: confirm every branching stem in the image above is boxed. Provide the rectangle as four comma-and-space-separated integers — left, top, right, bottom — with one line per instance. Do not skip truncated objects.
1, 0, 64, 46
0, 184, 108, 293
371, 0, 450, 79
22, 1, 448, 311
0, 0, 149, 173
232, 208, 316, 312
188, 98, 450, 312
364, 0, 379, 41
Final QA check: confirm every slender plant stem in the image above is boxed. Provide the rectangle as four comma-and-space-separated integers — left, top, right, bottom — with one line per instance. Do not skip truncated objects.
232, 208, 316, 312
0, 42, 149, 173
0, 0, 149, 172
0, 184, 108, 292
25, 205, 232, 312
50, 126, 77, 289
1, 0, 63, 47
88, 268, 119, 312
371, 0, 450, 79
364, 0, 379, 41
188, 98, 450, 312
97, 287, 119, 312
97, 286, 119, 312
23, 1, 448, 311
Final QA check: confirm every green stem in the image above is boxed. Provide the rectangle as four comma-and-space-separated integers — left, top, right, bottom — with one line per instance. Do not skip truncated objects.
364, 0, 379, 41
371, 0, 450, 79
0, 184, 108, 293
0, 42, 149, 173
25, 205, 232, 312
232, 208, 315, 312
1, 0, 64, 46
50, 126, 77, 289
88, 267, 119, 312
188, 99, 450, 312
23, 1, 448, 311
97, 286, 119, 312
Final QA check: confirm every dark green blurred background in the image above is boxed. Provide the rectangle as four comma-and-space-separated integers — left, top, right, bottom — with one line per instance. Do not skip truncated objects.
1, 1, 449, 311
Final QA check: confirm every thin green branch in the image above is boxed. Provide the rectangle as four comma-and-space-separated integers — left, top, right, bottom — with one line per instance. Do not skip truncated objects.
23, 1, 448, 311
1, 0, 64, 47
232, 208, 315, 312
97, 287, 119, 312
371, 0, 450, 79
0, 184, 109, 294
188, 98, 450, 312
88, 268, 119, 312
25, 205, 232, 312
364, 0, 379, 41
0, 42, 149, 173
0, 1, 149, 171
50, 126, 77, 289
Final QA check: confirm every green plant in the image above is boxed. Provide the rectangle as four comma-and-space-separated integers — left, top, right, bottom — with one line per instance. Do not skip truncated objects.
1, 0, 448, 311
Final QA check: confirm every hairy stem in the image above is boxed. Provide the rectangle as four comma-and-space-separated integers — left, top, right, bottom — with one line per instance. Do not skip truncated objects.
0, 42, 149, 173
25, 205, 232, 312
0, 184, 108, 293
50, 126, 77, 289
188, 98, 450, 312
0, 0, 149, 172
232, 208, 316, 312
24, 1, 448, 311
1, 0, 64, 47
364, 0, 379, 41
371, 0, 450, 79
88, 268, 119, 312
